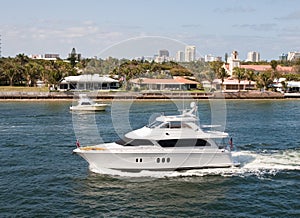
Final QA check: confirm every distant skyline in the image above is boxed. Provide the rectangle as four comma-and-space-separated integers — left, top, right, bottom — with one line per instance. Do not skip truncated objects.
1, 0, 300, 60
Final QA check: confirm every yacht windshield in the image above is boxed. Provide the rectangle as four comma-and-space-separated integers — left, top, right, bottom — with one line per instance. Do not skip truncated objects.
147, 120, 163, 128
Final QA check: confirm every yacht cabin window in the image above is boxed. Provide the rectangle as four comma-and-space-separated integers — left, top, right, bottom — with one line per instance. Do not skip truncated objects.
158, 139, 211, 147
81, 102, 92, 105
170, 121, 181, 128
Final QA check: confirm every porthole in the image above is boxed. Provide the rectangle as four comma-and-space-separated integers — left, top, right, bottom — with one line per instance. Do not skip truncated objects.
140, 158, 142, 162
157, 157, 170, 163
136, 158, 138, 162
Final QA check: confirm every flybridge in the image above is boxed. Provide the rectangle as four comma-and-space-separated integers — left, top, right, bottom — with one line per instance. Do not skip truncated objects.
147, 102, 199, 129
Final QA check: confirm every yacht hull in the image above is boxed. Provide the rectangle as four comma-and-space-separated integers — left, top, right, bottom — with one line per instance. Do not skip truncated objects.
70, 104, 107, 111
73, 147, 236, 173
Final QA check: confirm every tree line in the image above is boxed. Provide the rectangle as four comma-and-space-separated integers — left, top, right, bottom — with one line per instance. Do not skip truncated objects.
0, 54, 78, 87
0, 54, 299, 91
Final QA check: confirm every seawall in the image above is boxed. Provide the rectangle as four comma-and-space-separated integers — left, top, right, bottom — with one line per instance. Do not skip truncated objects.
0, 91, 286, 100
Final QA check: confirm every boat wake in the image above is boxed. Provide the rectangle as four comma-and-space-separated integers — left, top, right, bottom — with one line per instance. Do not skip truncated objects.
169, 149, 300, 179
90, 149, 300, 179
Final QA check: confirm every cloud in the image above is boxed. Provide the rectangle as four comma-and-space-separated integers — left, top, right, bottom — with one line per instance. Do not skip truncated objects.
4, 21, 124, 41
232, 23, 277, 31
181, 24, 203, 28
281, 26, 300, 34
214, 7, 255, 13
0, 20, 131, 57
276, 11, 300, 20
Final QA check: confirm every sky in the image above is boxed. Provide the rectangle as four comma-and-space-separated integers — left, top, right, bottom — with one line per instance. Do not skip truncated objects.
1, 0, 300, 60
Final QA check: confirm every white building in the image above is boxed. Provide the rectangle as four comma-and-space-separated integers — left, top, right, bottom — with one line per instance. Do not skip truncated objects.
176, 51, 185, 62
204, 54, 222, 62
59, 74, 119, 91
287, 52, 300, 61
29, 54, 60, 61
185, 45, 196, 62
130, 77, 199, 91
202, 78, 256, 92
226, 50, 240, 76
246, 51, 260, 62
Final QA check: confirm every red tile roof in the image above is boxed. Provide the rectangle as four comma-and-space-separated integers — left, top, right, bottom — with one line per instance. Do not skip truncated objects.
173, 76, 199, 84
240, 65, 294, 73
130, 77, 199, 85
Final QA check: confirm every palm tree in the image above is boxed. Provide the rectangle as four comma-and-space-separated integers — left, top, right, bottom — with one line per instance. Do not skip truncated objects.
209, 61, 227, 91
2, 58, 18, 86
204, 70, 216, 91
209, 61, 223, 74
196, 65, 215, 92
217, 67, 228, 92
270, 60, 278, 71
257, 70, 273, 90
281, 80, 288, 93
233, 67, 245, 92
37, 60, 50, 86
16, 53, 29, 66
270, 60, 279, 80
245, 69, 255, 91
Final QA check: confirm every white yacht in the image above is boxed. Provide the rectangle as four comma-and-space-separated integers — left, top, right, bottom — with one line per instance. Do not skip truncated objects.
73, 102, 239, 173
70, 94, 109, 111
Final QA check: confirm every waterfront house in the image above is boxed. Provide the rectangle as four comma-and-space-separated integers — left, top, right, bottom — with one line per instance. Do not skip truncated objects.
223, 61, 295, 76
58, 74, 119, 91
202, 78, 256, 92
130, 76, 199, 91
273, 78, 300, 93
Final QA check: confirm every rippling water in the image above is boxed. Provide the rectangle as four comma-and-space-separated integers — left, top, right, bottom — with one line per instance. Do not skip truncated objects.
0, 99, 299, 217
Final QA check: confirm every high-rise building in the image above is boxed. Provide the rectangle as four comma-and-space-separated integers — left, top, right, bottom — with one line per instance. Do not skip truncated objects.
279, 53, 288, 61
287, 51, 300, 61
246, 51, 260, 62
185, 45, 196, 62
176, 51, 185, 62
159, 49, 169, 57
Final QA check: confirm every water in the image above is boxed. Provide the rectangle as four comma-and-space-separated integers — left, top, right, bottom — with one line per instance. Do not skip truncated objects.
0, 100, 299, 217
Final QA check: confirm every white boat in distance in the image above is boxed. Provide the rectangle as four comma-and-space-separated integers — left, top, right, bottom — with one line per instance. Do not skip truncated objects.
73, 102, 239, 173
70, 94, 109, 111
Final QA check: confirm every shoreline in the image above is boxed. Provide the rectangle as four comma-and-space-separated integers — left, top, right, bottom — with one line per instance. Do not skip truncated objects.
0, 90, 298, 101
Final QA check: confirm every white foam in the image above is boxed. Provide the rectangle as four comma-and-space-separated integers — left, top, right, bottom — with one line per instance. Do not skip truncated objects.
89, 149, 300, 179
233, 149, 300, 170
